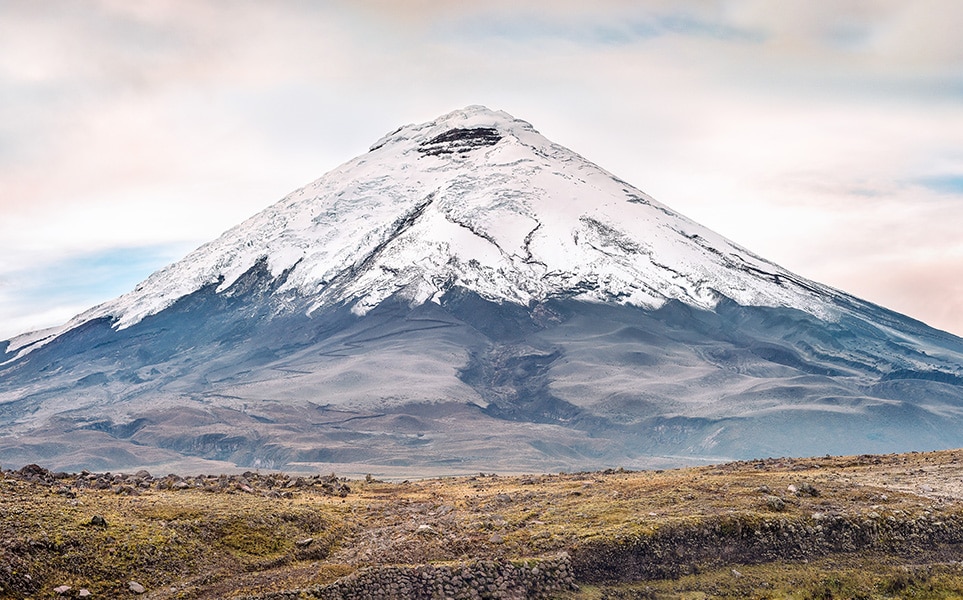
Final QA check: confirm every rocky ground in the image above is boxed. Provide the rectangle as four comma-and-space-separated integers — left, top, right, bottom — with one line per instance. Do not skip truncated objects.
3, 450, 963, 598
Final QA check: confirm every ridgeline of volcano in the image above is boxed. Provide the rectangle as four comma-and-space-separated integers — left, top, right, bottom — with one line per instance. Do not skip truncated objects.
1, 106, 962, 475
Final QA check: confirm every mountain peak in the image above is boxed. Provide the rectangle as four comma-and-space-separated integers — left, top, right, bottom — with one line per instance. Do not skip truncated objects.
368, 105, 537, 153
10, 106, 840, 351
4, 106, 963, 474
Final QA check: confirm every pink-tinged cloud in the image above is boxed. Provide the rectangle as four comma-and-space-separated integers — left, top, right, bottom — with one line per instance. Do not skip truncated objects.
1, 1, 962, 337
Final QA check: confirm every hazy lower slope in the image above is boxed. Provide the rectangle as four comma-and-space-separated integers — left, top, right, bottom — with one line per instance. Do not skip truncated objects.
2, 278, 962, 474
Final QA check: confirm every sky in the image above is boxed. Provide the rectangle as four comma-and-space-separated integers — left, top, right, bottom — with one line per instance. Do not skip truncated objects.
1, 0, 962, 340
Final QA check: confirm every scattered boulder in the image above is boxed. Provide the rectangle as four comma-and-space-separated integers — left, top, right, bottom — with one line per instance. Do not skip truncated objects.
88, 515, 108, 528
54, 486, 76, 498
17, 464, 55, 485
766, 495, 786, 512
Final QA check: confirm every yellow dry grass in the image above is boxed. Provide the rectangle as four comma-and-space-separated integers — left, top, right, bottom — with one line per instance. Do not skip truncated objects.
2, 449, 963, 598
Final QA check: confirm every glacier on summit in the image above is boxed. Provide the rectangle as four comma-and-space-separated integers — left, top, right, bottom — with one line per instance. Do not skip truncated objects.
17, 106, 832, 346
2, 106, 963, 474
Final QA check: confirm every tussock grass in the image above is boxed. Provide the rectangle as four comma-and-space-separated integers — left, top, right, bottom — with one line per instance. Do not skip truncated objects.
2, 450, 963, 598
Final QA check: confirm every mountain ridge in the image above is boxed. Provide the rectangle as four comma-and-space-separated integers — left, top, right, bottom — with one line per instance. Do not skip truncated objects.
1, 105, 962, 474
8, 105, 844, 355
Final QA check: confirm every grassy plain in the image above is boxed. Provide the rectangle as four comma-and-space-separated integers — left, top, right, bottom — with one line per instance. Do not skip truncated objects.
3, 450, 963, 598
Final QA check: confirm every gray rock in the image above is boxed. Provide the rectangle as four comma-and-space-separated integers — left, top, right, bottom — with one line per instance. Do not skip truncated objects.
89, 515, 108, 527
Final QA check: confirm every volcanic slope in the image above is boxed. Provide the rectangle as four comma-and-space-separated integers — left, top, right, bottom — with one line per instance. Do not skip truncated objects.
2, 105, 963, 474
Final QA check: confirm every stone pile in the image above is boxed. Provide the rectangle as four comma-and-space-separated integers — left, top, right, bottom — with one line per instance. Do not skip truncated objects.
3, 464, 352, 497
254, 554, 577, 600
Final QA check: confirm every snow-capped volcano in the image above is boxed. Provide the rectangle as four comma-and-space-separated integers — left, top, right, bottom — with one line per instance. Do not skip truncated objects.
2, 106, 963, 475
31, 106, 828, 342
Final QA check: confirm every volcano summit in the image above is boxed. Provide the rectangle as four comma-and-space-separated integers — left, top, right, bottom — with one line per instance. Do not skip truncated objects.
2, 106, 963, 474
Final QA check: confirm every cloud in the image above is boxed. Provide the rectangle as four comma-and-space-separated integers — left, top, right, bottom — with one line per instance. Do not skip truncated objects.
1, 1, 962, 336
430, 5, 765, 46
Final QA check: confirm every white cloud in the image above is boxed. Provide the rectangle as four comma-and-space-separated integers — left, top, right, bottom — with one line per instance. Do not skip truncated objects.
1, 0, 962, 336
